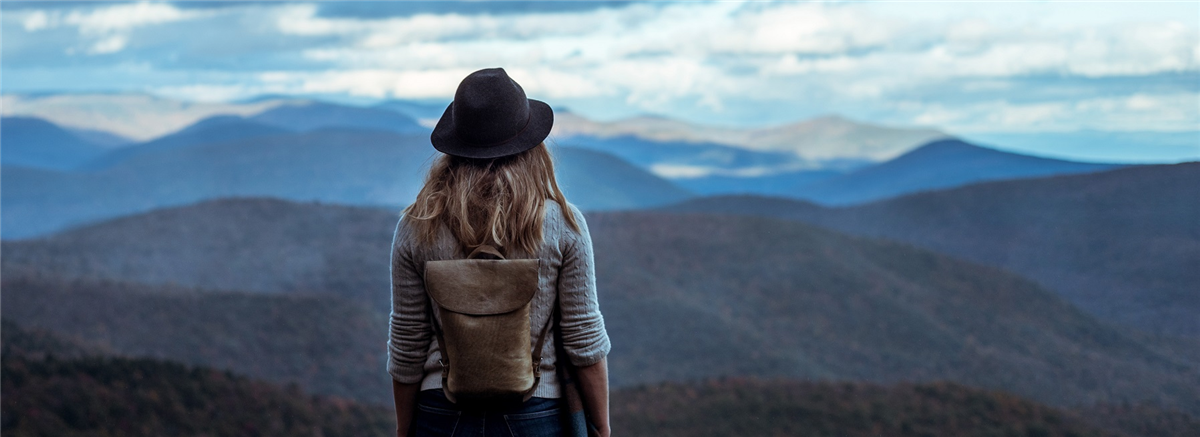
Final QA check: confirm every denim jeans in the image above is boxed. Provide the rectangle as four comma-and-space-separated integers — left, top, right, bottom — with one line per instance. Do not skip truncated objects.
413, 389, 564, 437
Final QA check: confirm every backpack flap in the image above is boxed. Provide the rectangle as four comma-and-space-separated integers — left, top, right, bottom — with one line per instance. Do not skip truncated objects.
425, 258, 539, 315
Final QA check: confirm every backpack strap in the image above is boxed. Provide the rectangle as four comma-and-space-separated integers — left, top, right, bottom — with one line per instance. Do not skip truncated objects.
521, 291, 557, 401
424, 293, 456, 403
468, 244, 504, 260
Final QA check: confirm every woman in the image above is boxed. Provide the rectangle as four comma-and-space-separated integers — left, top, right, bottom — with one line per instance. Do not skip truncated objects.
387, 68, 612, 437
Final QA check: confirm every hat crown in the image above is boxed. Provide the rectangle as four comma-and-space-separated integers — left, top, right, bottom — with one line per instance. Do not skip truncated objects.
430, 67, 553, 159
451, 68, 531, 146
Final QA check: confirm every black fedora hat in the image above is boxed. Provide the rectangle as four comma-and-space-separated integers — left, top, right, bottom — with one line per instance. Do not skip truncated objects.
431, 68, 554, 159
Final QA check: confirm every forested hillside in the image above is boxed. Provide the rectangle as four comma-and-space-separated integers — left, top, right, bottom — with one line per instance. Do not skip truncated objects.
663, 162, 1200, 337
1, 323, 393, 437
4, 198, 1197, 414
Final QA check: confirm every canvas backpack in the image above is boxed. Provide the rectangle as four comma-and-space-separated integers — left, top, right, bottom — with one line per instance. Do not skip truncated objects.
423, 244, 551, 406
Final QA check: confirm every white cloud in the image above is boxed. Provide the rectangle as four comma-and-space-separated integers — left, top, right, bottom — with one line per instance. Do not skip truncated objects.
22, 10, 49, 31
5, 1, 1198, 134
88, 35, 128, 55
13, 2, 211, 55
911, 92, 1200, 133
63, 2, 198, 34
259, 69, 473, 99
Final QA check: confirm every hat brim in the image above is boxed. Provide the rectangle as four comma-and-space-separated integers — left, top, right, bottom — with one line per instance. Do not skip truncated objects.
430, 99, 554, 159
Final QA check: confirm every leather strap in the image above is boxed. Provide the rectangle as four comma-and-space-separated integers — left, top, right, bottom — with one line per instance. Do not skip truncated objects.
424, 294, 456, 403
468, 244, 504, 260
521, 290, 557, 401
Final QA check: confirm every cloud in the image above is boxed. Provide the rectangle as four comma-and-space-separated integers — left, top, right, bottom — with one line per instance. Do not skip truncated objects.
63, 2, 199, 34
911, 92, 1200, 133
11, 1, 212, 56
3, 0, 1198, 135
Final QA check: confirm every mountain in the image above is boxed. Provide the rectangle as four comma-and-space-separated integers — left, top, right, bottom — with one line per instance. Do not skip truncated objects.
0, 117, 109, 170
10, 322, 1192, 437
613, 379, 1127, 437
2, 198, 398, 303
249, 101, 426, 134
556, 134, 809, 178
0, 92, 288, 141
1, 320, 113, 360
1, 129, 690, 238
961, 130, 1200, 164
2, 275, 392, 404
554, 147, 694, 210
552, 112, 949, 162
4, 198, 1197, 413
587, 210, 1198, 411
671, 168, 845, 197
61, 126, 134, 148
662, 162, 1200, 337
373, 99, 450, 124
1, 323, 392, 436
79, 115, 291, 170
790, 138, 1124, 205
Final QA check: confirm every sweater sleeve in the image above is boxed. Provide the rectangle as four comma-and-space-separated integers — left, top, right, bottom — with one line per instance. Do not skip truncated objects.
387, 215, 433, 383
557, 203, 612, 367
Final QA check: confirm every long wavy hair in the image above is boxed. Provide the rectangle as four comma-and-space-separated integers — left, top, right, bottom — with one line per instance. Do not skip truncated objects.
401, 142, 580, 257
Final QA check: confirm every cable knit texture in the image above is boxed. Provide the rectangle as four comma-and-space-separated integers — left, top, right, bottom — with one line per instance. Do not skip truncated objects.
387, 200, 611, 399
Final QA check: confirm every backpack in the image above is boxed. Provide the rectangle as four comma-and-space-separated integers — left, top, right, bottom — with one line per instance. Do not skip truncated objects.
423, 244, 551, 406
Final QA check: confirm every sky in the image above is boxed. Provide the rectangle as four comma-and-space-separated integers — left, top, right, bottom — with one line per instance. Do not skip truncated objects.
2, 1, 1198, 161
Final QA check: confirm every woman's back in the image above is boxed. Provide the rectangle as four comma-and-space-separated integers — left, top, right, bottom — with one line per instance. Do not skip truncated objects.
387, 199, 611, 399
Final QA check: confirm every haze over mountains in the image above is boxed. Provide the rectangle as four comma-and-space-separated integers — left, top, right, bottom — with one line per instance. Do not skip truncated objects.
1, 118, 691, 238
551, 111, 950, 162
664, 162, 1200, 337
4, 198, 1198, 415
0, 93, 287, 140
2, 95, 1133, 238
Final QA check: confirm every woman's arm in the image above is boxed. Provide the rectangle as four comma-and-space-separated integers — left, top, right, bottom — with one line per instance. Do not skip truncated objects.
557, 204, 613, 437
388, 216, 434, 436
575, 358, 611, 437
392, 379, 421, 437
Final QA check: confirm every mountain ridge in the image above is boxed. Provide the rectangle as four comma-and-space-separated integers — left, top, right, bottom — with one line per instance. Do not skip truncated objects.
0, 116, 110, 170
662, 162, 1200, 337
2, 128, 691, 238
788, 138, 1124, 205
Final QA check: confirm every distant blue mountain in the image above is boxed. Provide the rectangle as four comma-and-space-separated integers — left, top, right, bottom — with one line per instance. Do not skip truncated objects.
1, 129, 691, 238
62, 126, 134, 148
557, 134, 807, 177
553, 147, 693, 210
250, 101, 426, 134
961, 130, 1200, 164
0, 117, 109, 170
791, 139, 1124, 205
80, 116, 291, 170
373, 99, 450, 121
673, 169, 844, 197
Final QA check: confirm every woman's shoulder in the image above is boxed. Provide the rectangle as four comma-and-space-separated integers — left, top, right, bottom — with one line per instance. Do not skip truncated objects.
544, 199, 586, 229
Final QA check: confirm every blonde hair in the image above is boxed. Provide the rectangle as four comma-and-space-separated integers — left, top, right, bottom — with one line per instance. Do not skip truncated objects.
401, 142, 580, 257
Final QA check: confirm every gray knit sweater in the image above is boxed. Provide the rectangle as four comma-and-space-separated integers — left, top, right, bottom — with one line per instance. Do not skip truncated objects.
387, 200, 611, 399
